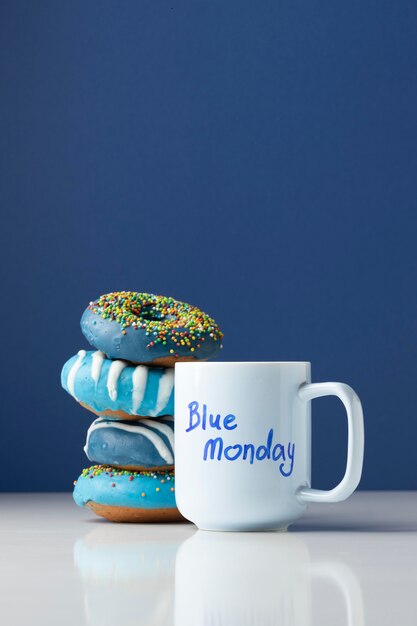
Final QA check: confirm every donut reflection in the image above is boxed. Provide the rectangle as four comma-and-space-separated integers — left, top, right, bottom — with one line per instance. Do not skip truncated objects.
74, 525, 193, 626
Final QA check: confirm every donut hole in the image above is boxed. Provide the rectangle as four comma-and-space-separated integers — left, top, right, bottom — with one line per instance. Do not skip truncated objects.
130, 305, 165, 322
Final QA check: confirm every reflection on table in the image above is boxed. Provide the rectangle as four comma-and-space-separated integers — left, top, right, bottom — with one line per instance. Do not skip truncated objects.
74, 525, 363, 626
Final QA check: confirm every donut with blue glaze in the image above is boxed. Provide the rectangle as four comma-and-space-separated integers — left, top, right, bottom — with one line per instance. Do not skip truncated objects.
80, 291, 223, 365
85, 416, 175, 470
73, 465, 183, 522
61, 350, 174, 420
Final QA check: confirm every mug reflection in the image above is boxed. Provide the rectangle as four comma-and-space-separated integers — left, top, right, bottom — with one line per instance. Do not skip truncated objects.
175, 532, 364, 626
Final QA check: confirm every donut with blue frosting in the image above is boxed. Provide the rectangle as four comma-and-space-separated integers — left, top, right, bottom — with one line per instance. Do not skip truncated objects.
73, 465, 183, 522
61, 350, 174, 420
80, 291, 224, 365
85, 416, 175, 470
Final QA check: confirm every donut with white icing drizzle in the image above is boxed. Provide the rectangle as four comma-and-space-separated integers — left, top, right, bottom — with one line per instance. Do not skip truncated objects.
84, 416, 175, 470
61, 350, 174, 420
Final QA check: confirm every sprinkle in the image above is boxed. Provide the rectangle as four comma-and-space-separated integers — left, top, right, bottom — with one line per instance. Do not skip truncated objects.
141, 492, 146, 497
111, 483, 116, 487
170, 487, 175, 492
156, 487, 160, 492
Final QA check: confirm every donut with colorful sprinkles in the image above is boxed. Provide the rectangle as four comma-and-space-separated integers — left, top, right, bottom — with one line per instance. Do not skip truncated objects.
80, 291, 224, 365
73, 465, 183, 522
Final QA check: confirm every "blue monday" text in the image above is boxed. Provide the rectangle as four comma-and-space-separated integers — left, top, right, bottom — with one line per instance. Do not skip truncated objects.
185, 401, 295, 477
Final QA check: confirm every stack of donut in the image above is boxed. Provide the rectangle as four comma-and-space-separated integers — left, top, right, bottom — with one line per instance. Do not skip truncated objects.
61, 291, 223, 522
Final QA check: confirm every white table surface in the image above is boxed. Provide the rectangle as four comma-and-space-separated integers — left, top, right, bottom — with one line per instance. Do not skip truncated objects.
0, 492, 416, 626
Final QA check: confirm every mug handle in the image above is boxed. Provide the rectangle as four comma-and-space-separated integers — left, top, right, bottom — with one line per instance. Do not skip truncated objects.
297, 382, 365, 503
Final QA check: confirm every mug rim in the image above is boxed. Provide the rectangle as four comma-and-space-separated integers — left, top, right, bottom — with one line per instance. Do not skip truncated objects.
175, 361, 311, 366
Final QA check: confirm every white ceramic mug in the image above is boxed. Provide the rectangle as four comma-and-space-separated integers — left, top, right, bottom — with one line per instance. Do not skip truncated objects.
174, 362, 364, 531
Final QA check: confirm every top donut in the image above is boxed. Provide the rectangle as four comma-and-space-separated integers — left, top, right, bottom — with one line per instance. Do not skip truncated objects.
80, 291, 224, 366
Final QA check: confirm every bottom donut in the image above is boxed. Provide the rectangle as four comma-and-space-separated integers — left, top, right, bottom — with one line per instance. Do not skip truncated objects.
73, 465, 184, 523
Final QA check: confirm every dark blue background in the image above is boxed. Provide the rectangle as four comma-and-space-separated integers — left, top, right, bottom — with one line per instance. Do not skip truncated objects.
1, 1, 416, 491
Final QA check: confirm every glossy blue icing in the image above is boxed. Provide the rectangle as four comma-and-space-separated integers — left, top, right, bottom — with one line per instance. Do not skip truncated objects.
73, 467, 177, 510
61, 351, 174, 417
81, 306, 222, 363
85, 417, 175, 469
